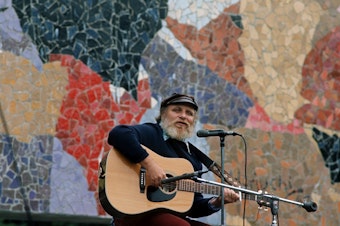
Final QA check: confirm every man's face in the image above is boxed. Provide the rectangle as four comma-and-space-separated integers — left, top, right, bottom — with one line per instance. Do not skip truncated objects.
160, 104, 197, 141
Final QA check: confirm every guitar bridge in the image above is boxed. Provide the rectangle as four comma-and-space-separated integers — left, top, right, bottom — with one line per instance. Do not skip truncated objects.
139, 167, 146, 193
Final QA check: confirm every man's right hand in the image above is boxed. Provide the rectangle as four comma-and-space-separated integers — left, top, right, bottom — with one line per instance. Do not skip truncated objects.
140, 155, 166, 187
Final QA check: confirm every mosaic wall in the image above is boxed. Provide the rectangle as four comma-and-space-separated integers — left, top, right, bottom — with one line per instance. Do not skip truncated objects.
0, 0, 340, 225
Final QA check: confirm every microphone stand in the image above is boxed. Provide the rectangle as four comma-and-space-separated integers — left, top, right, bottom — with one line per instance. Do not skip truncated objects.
219, 136, 225, 226
194, 177, 318, 226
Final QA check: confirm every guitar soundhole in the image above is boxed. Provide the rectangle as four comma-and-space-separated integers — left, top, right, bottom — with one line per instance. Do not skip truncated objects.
162, 182, 177, 192
146, 173, 177, 202
162, 174, 177, 193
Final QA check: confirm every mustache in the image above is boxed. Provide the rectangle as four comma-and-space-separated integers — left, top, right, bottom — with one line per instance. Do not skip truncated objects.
175, 120, 189, 126
160, 119, 194, 140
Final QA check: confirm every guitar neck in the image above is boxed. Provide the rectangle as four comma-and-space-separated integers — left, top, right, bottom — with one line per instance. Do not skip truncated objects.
177, 180, 221, 195
176, 180, 259, 202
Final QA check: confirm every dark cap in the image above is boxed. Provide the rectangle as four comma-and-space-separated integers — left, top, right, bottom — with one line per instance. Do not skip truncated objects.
160, 93, 198, 111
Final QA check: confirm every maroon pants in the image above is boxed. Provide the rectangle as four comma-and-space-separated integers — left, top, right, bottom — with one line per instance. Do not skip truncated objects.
114, 213, 210, 226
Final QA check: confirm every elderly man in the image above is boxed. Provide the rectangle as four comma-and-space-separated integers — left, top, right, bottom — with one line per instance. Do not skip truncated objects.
107, 93, 239, 226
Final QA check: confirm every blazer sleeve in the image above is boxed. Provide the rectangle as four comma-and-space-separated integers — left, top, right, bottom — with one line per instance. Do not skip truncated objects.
189, 193, 220, 218
107, 124, 149, 163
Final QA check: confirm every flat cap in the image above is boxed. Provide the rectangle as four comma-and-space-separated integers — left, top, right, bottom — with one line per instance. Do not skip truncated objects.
160, 93, 198, 111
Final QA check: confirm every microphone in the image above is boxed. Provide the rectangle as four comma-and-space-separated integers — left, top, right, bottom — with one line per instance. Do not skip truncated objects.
161, 170, 208, 184
197, 129, 240, 137
302, 201, 318, 212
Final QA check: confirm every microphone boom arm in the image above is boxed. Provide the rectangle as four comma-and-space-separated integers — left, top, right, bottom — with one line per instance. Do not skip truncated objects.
161, 170, 209, 184
194, 177, 317, 213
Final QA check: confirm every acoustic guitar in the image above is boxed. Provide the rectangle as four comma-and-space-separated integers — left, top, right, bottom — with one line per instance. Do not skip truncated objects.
98, 146, 266, 218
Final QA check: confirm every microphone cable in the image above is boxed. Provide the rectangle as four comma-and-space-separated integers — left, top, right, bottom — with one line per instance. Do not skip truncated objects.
238, 134, 248, 226
210, 131, 248, 226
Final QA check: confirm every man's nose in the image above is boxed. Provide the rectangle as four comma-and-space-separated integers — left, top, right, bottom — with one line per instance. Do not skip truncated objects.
179, 112, 187, 118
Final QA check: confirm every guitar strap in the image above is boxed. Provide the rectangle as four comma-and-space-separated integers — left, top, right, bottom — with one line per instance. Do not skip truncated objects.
189, 143, 242, 187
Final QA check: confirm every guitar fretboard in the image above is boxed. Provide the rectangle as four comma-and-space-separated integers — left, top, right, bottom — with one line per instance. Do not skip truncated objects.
175, 180, 260, 203
177, 180, 221, 195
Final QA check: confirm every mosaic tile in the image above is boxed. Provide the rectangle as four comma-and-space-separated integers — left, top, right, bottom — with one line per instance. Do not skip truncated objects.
0, 135, 53, 212
0, 3, 43, 70
0, 52, 68, 143
167, 0, 240, 29
239, 0, 321, 124
52, 54, 115, 191
166, 4, 251, 101
206, 127, 324, 226
246, 103, 305, 134
50, 137, 97, 215
12, 0, 168, 99
141, 35, 253, 127
295, 26, 340, 131
312, 127, 340, 184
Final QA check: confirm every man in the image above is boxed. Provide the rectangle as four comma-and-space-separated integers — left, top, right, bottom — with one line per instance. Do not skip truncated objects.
107, 93, 239, 226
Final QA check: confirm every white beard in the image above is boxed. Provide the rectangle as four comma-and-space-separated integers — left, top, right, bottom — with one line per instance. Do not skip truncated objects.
160, 117, 195, 141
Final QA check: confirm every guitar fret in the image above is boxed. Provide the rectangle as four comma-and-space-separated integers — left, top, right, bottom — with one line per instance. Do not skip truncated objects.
177, 180, 221, 196
176, 180, 262, 204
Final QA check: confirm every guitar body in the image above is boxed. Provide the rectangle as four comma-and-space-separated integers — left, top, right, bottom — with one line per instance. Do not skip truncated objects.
98, 147, 296, 219
98, 146, 195, 218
